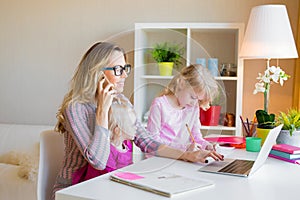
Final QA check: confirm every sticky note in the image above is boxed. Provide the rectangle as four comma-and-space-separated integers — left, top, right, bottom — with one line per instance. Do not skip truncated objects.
114, 172, 144, 180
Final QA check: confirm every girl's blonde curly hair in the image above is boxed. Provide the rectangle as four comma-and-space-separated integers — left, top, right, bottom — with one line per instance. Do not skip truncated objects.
160, 64, 219, 108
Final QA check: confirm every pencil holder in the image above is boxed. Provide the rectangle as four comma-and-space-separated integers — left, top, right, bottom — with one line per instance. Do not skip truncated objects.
246, 137, 261, 152
242, 121, 257, 137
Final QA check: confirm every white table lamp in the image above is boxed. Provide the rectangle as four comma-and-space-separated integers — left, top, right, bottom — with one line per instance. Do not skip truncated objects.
240, 4, 298, 61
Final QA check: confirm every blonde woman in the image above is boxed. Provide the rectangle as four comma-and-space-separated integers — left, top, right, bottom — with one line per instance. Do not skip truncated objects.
147, 65, 220, 151
52, 42, 223, 197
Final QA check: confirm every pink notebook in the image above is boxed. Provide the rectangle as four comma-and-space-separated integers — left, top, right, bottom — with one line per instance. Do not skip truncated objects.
272, 144, 300, 154
269, 154, 300, 165
205, 136, 245, 145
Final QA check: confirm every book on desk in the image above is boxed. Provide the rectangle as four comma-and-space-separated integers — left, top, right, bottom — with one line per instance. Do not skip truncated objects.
110, 171, 214, 197
204, 136, 246, 148
271, 144, 300, 154
269, 144, 300, 165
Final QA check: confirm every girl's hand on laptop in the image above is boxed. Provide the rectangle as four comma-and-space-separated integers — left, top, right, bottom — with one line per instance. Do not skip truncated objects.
182, 149, 224, 163
203, 150, 224, 163
205, 143, 217, 151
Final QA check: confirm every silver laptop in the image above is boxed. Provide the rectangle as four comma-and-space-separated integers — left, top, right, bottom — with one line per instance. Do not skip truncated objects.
199, 124, 283, 177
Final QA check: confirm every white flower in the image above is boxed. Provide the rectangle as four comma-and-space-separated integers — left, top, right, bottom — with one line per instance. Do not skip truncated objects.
253, 66, 290, 94
262, 75, 271, 83
253, 82, 265, 94
254, 65, 290, 112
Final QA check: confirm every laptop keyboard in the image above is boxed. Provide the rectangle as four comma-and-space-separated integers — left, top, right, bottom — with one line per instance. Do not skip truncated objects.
218, 159, 255, 175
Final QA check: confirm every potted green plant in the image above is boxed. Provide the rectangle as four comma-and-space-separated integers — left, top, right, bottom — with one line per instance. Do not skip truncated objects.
255, 109, 276, 145
150, 42, 184, 76
276, 108, 300, 147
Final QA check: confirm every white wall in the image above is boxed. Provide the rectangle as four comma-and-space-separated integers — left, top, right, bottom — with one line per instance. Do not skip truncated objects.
0, 0, 298, 125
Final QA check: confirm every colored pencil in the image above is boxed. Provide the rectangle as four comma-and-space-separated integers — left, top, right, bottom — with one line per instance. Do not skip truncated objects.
239, 115, 249, 137
185, 124, 195, 143
246, 118, 250, 136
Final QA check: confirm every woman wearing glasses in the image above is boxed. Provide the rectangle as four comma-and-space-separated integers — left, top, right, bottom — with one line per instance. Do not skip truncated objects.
52, 42, 223, 196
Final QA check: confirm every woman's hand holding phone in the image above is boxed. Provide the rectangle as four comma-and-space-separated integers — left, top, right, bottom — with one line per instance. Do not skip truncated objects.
95, 74, 116, 127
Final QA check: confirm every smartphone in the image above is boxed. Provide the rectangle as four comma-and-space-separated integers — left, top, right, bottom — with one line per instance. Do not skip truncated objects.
100, 72, 114, 90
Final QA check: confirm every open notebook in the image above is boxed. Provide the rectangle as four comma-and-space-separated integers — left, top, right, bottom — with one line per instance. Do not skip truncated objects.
110, 170, 214, 197
199, 124, 283, 177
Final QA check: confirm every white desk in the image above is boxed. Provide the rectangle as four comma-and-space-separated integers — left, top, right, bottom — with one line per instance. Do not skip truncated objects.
56, 149, 300, 200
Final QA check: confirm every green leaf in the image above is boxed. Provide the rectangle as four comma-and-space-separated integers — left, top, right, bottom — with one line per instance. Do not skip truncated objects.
256, 110, 275, 128
292, 113, 300, 124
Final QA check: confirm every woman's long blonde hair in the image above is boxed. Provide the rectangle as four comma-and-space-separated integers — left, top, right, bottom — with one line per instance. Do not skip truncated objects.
55, 42, 126, 133
160, 64, 219, 107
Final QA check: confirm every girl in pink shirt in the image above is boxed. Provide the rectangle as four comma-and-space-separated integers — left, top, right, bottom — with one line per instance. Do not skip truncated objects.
147, 65, 219, 151
72, 98, 137, 184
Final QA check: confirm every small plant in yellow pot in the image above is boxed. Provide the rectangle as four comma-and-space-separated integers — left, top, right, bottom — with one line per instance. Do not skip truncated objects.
151, 42, 184, 76
256, 110, 276, 145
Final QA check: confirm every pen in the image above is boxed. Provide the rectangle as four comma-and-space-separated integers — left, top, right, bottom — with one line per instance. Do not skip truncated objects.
239, 115, 249, 137
185, 124, 195, 143
249, 116, 256, 137
246, 118, 250, 136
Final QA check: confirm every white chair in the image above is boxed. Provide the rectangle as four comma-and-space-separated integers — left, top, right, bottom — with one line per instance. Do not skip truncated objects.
37, 130, 64, 200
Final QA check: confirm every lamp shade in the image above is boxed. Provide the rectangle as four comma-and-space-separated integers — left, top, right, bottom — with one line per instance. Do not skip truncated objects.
240, 5, 298, 59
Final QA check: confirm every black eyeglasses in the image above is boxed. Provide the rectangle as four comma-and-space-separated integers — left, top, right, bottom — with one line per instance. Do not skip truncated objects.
103, 64, 131, 76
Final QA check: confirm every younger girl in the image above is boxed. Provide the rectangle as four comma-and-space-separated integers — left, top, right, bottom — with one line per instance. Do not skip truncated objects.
72, 98, 137, 184
147, 64, 219, 151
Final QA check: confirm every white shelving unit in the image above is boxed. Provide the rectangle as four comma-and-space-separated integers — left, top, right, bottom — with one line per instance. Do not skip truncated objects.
133, 23, 244, 136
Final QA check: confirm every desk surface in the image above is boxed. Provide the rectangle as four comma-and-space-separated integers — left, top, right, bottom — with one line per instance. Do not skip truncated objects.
56, 149, 300, 200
